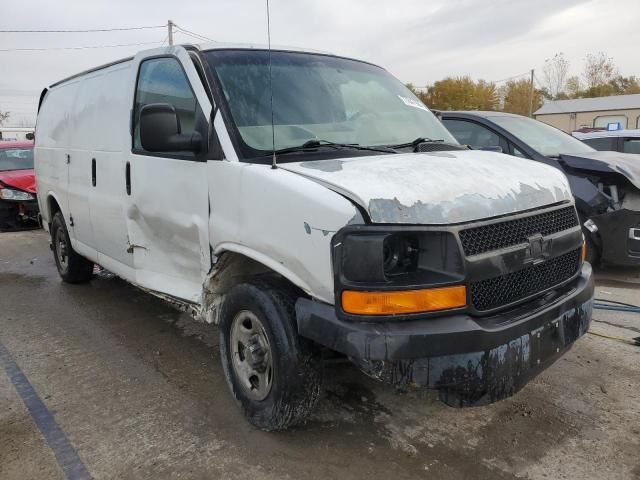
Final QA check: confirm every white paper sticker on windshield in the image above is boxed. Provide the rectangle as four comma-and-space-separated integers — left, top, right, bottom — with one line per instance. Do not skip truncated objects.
397, 95, 429, 112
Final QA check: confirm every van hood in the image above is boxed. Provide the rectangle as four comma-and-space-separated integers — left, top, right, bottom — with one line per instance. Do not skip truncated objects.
280, 151, 572, 225
558, 151, 640, 189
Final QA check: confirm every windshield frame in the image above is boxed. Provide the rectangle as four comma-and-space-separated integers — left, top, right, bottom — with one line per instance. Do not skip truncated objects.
0, 146, 34, 172
201, 48, 454, 163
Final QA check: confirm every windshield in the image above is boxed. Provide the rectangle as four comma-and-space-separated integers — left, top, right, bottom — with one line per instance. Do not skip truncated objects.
204, 50, 457, 158
0, 147, 34, 171
489, 115, 595, 157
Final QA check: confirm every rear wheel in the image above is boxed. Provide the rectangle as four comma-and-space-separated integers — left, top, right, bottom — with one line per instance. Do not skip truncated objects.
51, 212, 94, 283
219, 278, 322, 431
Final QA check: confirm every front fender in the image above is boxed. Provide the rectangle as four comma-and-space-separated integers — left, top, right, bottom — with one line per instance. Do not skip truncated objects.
207, 161, 363, 304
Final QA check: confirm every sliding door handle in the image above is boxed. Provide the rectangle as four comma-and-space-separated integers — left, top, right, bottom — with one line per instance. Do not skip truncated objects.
125, 161, 131, 195
91, 158, 96, 187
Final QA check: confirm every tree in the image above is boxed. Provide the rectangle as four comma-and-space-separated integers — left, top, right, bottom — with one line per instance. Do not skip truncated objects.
501, 79, 544, 116
608, 75, 640, 95
583, 52, 617, 90
542, 53, 569, 99
423, 76, 498, 111
565, 76, 582, 98
0, 109, 9, 125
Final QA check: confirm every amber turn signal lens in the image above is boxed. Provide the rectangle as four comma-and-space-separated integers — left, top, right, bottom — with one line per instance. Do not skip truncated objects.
581, 240, 587, 262
342, 285, 467, 315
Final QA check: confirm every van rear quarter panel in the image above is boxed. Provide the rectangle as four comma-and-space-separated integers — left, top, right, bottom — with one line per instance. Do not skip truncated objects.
35, 81, 78, 223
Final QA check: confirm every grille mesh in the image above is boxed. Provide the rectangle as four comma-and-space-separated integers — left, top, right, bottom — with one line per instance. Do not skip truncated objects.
459, 206, 579, 256
470, 248, 581, 311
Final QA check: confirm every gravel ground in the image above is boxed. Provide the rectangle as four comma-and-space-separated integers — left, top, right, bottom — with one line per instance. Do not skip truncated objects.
1, 230, 639, 480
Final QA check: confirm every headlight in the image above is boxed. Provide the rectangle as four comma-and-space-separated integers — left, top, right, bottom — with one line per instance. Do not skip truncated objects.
0, 187, 35, 201
383, 233, 419, 276
333, 228, 466, 317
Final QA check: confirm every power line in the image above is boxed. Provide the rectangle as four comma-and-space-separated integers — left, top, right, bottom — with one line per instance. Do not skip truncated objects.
0, 25, 165, 33
493, 71, 531, 84
0, 40, 163, 52
173, 24, 215, 42
409, 70, 532, 89
174, 30, 206, 43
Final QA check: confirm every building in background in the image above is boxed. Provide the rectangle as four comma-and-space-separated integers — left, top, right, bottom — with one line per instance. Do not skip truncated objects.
0, 127, 35, 141
534, 93, 640, 133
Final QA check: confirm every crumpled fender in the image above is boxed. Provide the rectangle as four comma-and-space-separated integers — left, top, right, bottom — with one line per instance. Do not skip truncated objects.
559, 151, 640, 189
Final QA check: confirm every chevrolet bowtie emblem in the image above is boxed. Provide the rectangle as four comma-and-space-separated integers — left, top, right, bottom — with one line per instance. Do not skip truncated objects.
526, 233, 552, 265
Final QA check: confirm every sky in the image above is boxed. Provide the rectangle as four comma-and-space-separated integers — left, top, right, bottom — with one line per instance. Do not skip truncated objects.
1, 0, 640, 126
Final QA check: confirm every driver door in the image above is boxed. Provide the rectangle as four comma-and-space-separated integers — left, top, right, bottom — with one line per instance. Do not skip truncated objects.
124, 48, 213, 303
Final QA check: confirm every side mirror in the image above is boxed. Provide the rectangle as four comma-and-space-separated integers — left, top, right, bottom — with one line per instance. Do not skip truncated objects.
478, 145, 503, 153
139, 103, 202, 153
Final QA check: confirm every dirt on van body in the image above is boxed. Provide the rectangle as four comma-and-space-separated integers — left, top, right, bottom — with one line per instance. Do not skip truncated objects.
1, 230, 639, 479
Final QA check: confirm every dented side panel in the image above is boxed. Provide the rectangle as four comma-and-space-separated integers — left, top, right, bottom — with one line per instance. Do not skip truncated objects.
123, 47, 214, 303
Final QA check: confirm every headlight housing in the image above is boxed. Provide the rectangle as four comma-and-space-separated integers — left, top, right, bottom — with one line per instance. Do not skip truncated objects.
0, 187, 35, 201
333, 227, 466, 318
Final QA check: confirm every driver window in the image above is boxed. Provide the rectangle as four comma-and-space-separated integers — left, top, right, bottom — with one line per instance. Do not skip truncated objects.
442, 119, 501, 149
133, 57, 197, 154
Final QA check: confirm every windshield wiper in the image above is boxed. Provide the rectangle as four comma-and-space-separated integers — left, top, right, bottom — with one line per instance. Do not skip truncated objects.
264, 139, 398, 156
386, 137, 444, 149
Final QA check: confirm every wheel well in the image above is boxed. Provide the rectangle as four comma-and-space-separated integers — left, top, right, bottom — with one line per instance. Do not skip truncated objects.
201, 251, 305, 324
47, 195, 61, 222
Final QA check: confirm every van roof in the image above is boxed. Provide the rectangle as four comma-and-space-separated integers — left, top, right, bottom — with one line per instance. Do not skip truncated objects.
48, 42, 336, 89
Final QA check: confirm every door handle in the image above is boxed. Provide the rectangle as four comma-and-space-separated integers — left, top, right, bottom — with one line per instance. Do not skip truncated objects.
125, 161, 131, 195
91, 158, 96, 187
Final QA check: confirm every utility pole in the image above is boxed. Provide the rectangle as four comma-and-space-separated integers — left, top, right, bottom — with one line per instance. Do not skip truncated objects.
167, 20, 174, 46
528, 68, 535, 117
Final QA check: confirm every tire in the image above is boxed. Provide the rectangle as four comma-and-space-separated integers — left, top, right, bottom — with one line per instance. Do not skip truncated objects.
219, 277, 322, 431
51, 212, 94, 283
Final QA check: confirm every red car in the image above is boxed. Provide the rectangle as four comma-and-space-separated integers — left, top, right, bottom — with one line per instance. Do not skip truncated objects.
0, 140, 39, 230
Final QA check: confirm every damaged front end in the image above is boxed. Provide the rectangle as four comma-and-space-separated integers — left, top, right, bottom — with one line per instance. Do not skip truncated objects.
296, 200, 594, 408
0, 185, 40, 231
297, 264, 593, 407
354, 295, 593, 407
560, 152, 640, 265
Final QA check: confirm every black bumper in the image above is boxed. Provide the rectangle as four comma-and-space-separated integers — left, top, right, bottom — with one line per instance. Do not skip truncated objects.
591, 209, 640, 266
296, 264, 594, 407
0, 199, 39, 230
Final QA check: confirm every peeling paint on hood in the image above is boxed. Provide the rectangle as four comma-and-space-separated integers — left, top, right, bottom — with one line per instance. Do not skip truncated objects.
280, 151, 572, 224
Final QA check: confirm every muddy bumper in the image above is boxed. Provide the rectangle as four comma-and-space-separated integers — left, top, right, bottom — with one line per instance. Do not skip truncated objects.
590, 209, 640, 266
0, 199, 40, 230
296, 264, 594, 407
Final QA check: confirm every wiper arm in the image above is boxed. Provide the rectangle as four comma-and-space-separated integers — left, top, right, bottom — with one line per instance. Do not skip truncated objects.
264, 139, 398, 156
387, 137, 444, 149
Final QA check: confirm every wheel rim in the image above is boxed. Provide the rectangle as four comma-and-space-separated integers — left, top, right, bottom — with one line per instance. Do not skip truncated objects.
55, 227, 69, 274
230, 310, 273, 401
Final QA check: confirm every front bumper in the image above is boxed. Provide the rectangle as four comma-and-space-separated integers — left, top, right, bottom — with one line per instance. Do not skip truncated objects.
296, 263, 594, 407
591, 209, 640, 266
0, 198, 39, 230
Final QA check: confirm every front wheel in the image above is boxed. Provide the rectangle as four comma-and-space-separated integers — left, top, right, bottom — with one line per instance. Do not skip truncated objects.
51, 212, 94, 283
219, 278, 322, 431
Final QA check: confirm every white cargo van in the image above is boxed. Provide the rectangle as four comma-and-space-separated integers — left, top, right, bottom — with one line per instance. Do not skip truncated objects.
35, 43, 594, 430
